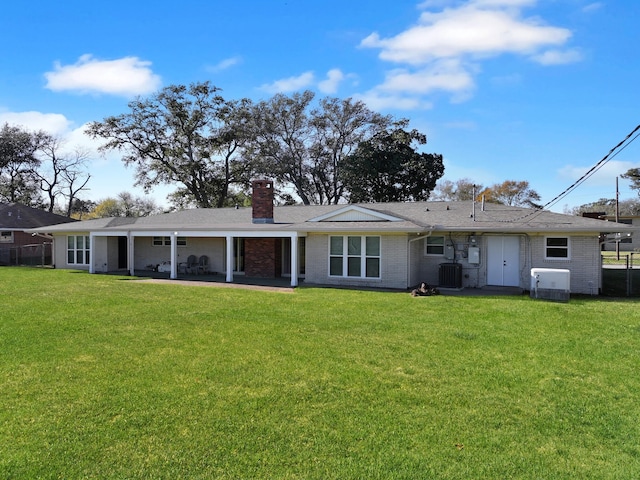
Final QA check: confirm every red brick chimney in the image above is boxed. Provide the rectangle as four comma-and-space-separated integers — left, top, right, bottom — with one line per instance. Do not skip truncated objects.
252, 179, 274, 224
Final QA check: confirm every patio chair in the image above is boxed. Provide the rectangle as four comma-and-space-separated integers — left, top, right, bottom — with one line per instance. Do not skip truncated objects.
197, 255, 209, 274
185, 255, 199, 274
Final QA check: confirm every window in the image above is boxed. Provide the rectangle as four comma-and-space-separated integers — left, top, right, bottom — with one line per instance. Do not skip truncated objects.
545, 237, 569, 259
152, 236, 187, 246
329, 236, 380, 278
0, 231, 13, 243
425, 236, 445, 255
67, 235, 90, 265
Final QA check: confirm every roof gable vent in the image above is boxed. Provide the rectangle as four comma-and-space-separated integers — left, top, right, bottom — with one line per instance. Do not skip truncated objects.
309, 205, 402, 223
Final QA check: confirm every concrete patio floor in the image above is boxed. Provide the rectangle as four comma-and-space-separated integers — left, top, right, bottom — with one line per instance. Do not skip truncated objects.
123, 270, 526, 296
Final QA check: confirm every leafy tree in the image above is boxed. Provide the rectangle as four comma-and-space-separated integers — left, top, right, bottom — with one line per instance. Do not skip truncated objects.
568, 197, 640, 216
88, 192, 160, 218
431, 178, 482, 201
247, 91, 392, 205
91, 198, 123, 218
0, 124, 92, 213
68, 198, 96, 220
621, 168, 640, 196
86, 82, 253, 209
116, 191, 161, 217
0, 123, 43, 205
478, 180, 541, 208
340, 128, 444, 203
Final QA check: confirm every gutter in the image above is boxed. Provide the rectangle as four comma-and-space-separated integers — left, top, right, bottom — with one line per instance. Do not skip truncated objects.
31, 232, 54, 240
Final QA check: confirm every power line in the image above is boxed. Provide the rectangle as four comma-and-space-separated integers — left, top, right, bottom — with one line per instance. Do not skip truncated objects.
541, 124, 640, 211
481, 124, 640, 224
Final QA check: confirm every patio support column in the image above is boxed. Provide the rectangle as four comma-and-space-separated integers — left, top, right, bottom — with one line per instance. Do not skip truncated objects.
128, 233, 135, 276
226, 235, 234, 282
170, 233, 178, 279
89, 234, 95, 274
290, 233, 298, 287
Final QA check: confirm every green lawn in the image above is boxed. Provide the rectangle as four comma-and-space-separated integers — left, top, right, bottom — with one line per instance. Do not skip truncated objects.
1, 268, 639, 479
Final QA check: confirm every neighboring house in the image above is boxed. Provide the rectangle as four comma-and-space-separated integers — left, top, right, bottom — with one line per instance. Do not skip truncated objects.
600, 214, 640, 252
28, 180, 636, 294
0, 203, 76, 266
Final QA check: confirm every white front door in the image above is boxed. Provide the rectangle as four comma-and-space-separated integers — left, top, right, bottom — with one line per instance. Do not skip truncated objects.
487, 236, 520, 286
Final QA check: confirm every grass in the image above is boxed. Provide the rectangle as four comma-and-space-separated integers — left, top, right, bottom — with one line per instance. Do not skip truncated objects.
601, 250, 639, 265
1, 268, 639, 479
601, 252, 640, 296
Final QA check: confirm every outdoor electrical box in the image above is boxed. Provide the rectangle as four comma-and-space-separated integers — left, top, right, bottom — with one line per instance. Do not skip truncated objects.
468, 246, 480, 264
444, 243, 455, 260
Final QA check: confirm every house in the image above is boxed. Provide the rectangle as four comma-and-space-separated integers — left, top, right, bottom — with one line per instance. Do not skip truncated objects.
599, 214, 640, 252
0, 203, 76, 266
27, 180, 636, 294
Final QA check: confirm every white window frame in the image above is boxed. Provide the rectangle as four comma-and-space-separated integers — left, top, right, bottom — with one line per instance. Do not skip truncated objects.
329, 235, 381, 279
152, 236, 187, 247
424, 235, 445, 256
67, 235, 90, 265
544, 236, 570, 260
0, 231, 13, 243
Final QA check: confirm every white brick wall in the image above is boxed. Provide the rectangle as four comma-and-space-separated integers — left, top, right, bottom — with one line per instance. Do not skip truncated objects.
304, 233, 409, 289
414, 233, 484, 289
412, 233, 601, 294
528, 234, 601, 295
53, 230, 603, 295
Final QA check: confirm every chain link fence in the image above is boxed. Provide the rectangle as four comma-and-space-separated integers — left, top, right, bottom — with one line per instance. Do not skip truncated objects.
0, 243, 53, 267
601, 252, 639, 297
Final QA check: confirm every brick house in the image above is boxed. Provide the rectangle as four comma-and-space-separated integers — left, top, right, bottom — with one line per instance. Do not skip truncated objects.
28, 180, 636, 294
0, 203, 76, 266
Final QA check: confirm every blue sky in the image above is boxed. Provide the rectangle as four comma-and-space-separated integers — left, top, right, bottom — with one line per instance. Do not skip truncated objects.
1, 0, 638, 212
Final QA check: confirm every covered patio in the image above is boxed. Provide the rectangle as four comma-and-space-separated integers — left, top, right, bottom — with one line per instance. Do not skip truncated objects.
89, 229, 304, 288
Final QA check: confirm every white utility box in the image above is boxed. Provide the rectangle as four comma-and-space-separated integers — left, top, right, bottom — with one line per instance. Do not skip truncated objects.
468, 246, 480, 264
530, 268, 570, 302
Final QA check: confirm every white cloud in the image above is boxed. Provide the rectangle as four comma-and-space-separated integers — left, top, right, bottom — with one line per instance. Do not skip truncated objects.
582, 2, 603, 13
359, 0, 577, 105
318, 69, 345, 94
362, 4, 571, 64
377, 60, 475, 94
0, 110, 72, 135
259, 71, 315, 93
531, 48, 583, 65
558, 160, 637, 187
353, 91, 433, 111
438, 156, 499, 187
207, 56, 242, 73
44, 54, 162, 97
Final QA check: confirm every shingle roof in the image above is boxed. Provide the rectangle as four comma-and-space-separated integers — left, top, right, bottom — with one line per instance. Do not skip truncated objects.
0, 203, 76, 229
27, 200, 629, 235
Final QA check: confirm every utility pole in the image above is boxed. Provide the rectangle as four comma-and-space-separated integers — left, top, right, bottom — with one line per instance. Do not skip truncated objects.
616, 177, 620, 259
